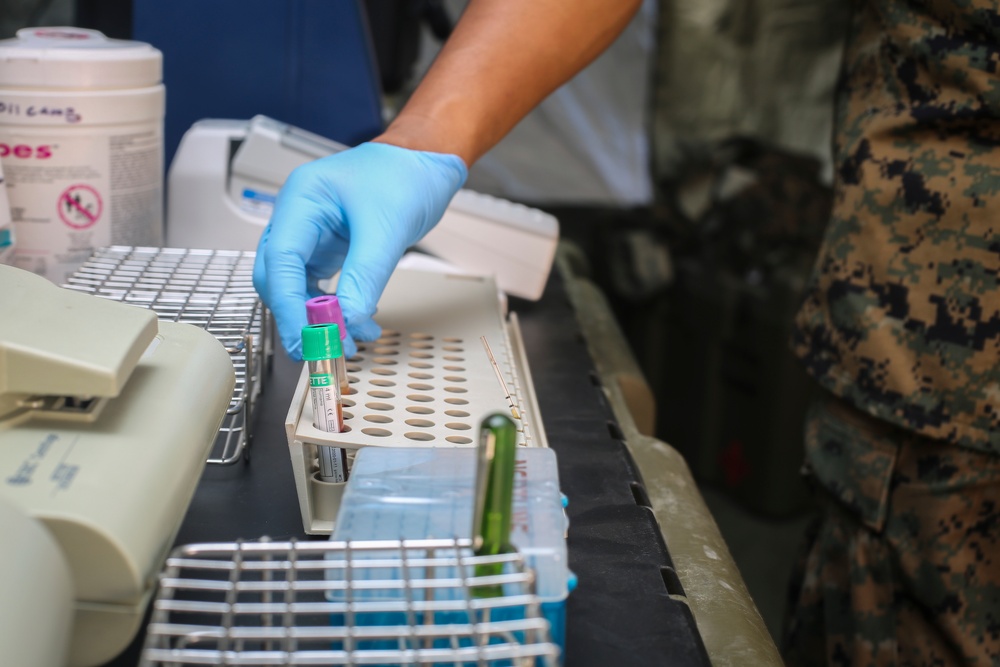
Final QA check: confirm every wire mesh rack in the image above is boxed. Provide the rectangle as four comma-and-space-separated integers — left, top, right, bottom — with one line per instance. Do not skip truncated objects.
63, 246, 272, 465
140, 537, 561, 667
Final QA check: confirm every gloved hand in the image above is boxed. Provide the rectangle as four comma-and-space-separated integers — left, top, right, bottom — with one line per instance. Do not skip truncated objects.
253, 141, 468, 360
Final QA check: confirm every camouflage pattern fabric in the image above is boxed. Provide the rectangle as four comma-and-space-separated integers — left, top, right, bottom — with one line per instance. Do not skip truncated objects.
783, 393, 1000, 666
792, 0, 1000, 451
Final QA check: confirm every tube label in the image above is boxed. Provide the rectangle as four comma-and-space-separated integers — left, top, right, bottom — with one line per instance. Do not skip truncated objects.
310, 371, 347, 483
318, 445, 348, 484
309, 373, 343, 432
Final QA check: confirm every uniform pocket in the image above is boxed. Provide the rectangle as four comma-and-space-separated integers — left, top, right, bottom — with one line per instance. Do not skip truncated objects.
802, 393, 900, 532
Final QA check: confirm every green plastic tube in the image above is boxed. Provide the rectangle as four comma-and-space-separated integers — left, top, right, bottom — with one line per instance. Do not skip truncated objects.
472, 412, 518, 598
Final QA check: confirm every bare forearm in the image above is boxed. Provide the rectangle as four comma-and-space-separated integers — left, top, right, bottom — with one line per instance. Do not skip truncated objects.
375, 0, 642, 165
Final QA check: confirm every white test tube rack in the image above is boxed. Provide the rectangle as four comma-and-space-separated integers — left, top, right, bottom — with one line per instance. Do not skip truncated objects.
284, 269, 548, 534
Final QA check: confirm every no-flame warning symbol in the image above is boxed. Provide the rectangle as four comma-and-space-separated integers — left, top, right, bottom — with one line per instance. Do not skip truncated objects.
58, 184, 103, 230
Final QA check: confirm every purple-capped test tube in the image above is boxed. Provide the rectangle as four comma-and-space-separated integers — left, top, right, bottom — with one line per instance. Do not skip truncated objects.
306, 295, 349, 394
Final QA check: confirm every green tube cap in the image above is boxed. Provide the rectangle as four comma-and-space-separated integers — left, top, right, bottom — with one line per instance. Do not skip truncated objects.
301, 323, 343, 361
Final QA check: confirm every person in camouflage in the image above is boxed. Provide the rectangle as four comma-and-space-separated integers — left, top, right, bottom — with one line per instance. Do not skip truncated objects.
785, 0, 1000, 664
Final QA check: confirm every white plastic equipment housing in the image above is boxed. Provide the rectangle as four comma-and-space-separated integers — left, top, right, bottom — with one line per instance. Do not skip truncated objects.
0, 266, 235, 667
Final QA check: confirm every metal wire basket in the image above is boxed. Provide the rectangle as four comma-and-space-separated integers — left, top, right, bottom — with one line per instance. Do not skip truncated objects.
140, 537, 561, 667
64, 246, 271, 465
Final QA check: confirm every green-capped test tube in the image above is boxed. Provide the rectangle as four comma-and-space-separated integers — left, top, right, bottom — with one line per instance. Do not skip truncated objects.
472, 412, 518, 597
302, 323, 349, 483
305, 295, 350, 395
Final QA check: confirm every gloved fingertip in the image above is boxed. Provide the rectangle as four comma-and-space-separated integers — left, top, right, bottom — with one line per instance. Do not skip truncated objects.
281, 331, 304, 363
349, 317, 382, 343
252, 239, 270, 299
342, 335, 358, 360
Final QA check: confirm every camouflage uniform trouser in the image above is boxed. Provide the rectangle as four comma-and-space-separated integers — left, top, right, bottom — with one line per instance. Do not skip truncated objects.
782, 393, 1000, 666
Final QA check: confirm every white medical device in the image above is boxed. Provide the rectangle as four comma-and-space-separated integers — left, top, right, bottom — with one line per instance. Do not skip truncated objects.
0, 264, 236, 666
166, 115, 560, 300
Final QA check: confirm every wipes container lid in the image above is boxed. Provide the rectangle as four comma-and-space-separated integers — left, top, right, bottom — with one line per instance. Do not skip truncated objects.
0, 27, 161, 89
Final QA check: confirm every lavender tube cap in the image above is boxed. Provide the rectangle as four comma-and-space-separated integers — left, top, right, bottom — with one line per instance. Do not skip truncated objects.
305, 295, 348, 341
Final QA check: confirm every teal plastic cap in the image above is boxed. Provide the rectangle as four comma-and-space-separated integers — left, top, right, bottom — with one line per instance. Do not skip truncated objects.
301, 323, 343, 361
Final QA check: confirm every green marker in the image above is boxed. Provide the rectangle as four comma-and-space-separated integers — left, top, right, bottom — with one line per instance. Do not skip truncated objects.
472, 412, 518, 598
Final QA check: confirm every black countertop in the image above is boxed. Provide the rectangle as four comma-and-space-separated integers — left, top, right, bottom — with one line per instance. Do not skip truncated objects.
108, 268, 710, 667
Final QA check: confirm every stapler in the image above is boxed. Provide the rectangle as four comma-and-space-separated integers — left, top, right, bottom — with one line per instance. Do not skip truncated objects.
0, 264, 235, 666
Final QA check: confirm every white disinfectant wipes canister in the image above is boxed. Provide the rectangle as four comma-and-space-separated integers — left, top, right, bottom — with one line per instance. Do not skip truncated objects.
0, 159, 13, 266
0, 27, 164, 284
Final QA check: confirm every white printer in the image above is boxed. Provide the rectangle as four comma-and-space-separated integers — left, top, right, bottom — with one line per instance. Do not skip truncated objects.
166, 115, 559, 300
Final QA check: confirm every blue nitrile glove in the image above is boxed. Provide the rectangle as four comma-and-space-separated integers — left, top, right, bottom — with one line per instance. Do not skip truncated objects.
253, 142, 468, 361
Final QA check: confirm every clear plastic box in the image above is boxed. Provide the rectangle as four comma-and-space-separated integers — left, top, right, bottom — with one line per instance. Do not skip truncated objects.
330, 446, 570, 652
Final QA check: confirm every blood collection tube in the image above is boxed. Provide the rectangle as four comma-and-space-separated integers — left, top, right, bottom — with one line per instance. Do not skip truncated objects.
301, 323, 349, 483
306, 295, 350, 395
